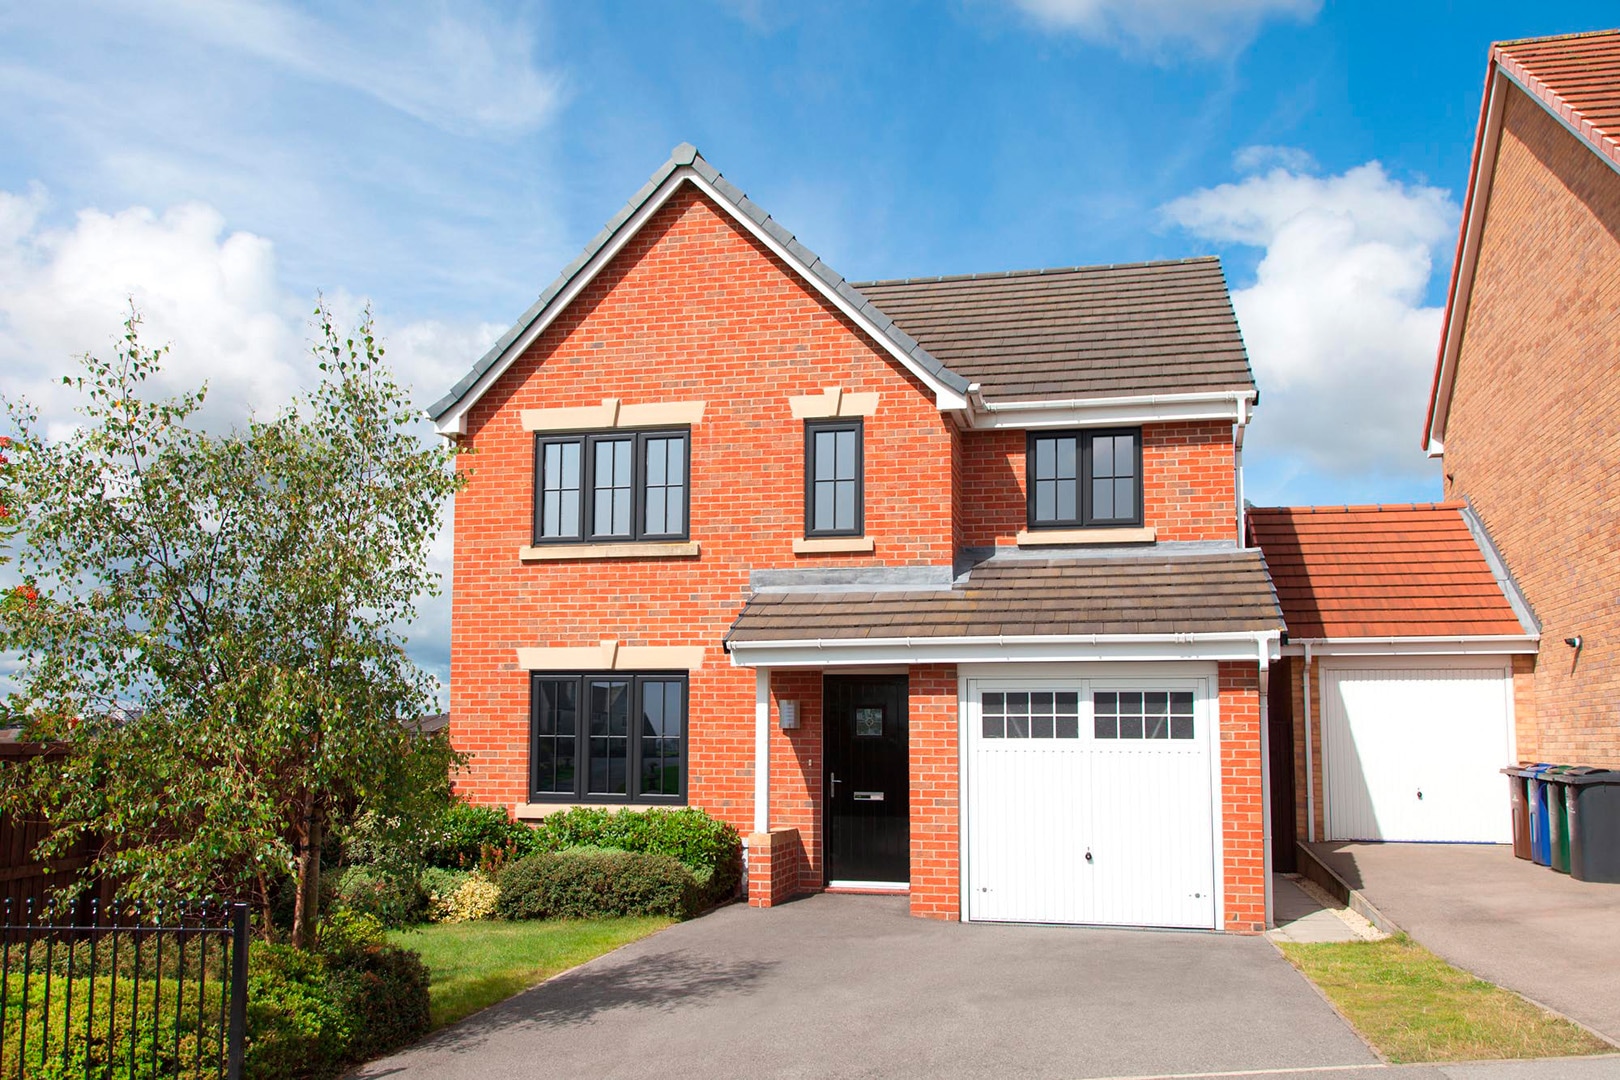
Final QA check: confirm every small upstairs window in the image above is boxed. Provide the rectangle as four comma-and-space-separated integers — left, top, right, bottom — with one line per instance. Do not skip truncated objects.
805, 419, 863, 537
534, 429, 688, 543
1027, 428, 1141, 529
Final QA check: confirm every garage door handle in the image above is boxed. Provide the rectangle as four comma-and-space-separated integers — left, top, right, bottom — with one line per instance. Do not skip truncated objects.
1416, 790, 1424, 800
1084, 850, 1093, 863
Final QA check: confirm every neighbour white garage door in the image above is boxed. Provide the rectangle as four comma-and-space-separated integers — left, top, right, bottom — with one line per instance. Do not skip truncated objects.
1322, 664, 1513, 844
967, 680, 1216, 929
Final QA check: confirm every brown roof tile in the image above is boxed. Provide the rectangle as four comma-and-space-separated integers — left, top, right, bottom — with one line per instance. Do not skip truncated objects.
852, 258, 1256, 403
1496, 30, 1620, 168
1246, 504, 1528, 640
725, 551, 1282, 644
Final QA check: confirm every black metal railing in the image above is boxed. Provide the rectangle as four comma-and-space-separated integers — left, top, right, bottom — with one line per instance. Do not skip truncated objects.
0, 899, 248, 1079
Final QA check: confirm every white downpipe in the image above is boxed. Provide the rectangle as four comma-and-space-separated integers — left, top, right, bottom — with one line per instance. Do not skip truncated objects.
1303, 643, 1316, 844
1257, 635, 1273, 930
753, 668, 770, 834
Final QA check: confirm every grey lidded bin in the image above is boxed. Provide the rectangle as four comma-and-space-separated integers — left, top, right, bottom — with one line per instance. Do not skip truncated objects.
1565, 768, 1620, 884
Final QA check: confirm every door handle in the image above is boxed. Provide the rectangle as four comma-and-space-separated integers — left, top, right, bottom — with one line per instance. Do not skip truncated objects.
829, 772, 841, 798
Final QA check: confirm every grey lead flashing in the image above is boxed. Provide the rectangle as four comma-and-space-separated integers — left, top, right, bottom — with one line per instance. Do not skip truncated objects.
1459, 500, 1541, 635
429, 142, 968, 422
750, 565, 955, 594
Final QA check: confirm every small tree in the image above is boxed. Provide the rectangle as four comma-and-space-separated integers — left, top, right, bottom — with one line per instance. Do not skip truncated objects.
0, 304, 463, 947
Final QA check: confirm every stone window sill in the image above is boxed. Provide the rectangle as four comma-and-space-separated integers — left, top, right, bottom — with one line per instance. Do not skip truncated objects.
793, 536, 875, 555
520, 540, 700, 561
1015, 526, 1157, 547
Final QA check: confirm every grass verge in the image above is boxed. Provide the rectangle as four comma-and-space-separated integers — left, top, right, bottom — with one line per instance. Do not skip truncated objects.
389, 917, 674, 1029
1278, 934, 1611, 1063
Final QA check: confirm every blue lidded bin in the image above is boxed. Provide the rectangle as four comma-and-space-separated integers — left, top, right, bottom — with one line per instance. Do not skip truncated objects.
1527, 763, 1554, 866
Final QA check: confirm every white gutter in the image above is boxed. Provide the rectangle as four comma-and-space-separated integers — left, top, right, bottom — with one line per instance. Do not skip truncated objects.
967, 390, 1256, 431
728, 630, 1284, 668
1278, 635, 1538, 656
1302, 641, 1315, 844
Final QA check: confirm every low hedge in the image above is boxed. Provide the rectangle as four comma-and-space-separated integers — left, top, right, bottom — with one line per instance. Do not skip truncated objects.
525, 807, 742, 906
496, 849, 701, 921
423, 799, 540, 870
330, 864, 426, 929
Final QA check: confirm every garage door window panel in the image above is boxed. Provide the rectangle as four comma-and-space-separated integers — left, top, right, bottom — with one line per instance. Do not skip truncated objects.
1093, 690, 1195, 740
980, 691, 1079, 739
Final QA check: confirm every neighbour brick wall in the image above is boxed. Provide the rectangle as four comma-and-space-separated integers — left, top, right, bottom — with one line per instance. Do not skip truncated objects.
909, 665, 960, 920
957, 421, 1237, 547
449, 185, 959, 831
1512, 653, 1539, 762
1218, 661, 1265, 934
1444, 83, 1620, 766
746, 828, 803, 907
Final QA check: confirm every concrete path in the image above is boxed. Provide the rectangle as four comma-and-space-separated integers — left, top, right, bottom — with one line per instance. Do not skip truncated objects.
1268, 874, 1365, 943
1307, 842, 1620, 1045
354, 893, 1377, 1080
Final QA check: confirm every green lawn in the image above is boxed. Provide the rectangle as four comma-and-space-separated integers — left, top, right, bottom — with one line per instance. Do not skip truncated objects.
1278, 934, 1612, 1063
388, 917, 673, 1029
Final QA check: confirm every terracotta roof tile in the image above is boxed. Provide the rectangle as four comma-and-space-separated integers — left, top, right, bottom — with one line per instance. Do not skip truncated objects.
1246, 503, 1528, 640
1496, 30, 1620, 167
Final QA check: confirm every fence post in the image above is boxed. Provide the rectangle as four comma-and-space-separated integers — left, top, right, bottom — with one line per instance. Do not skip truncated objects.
226, 903, 249, 1080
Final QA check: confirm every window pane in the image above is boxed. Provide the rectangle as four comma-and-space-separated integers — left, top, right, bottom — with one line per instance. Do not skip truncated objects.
1171, 716, 1195, 740
1035, 438, 1055, 479
836, 430, 856, 480
561, 493, 579, 537
613, 489, 630, 535
1056, 437, 1076, 480
544, 445, 560, 487
645, 488, 665, 533
1032, 712, 1054, 739
983, 693, 1005, 715
614, 442, 631, 485
1093, 434, 1113, 476
815, 431, 835, 480
1093, 478, 1113, 520
1094, 692, 1117, 713
595, 488, 615, 534
815, 483, 834, 531
647, 440, 666, 485
1056, 691, 1078, 713
835, 480, 855, 530
1056, 478, 1076, 521
1036, 480, 1055, 522
1120, 714, 1144, 739
1145, 692, 1168, 713
1056, 713, 1079, 739
1145, 713, 1168, 739
666, 489, 684, 533
1114, 477, 1134, 520
1095, 715, 1118, 739
982, 713, 1005, 739
1116, 435, 1136, 476
542, 491, 561, 537
668, 438, 685, 483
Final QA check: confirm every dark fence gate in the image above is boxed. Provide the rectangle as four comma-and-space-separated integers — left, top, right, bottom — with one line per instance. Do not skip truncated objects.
0, 899, 248, 1079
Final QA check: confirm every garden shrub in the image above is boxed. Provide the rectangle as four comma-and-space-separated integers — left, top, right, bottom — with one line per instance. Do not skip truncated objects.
428, 871, 500, 923
418, 866, 470, 913
525, 806, 742, 906
330, 864, 425, 928
496, 849, 700, 921
423, 799, 539, 870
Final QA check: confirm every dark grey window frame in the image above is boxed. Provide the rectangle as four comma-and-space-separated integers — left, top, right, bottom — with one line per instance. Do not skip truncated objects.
1025, 427, 1144, 530
528, 671, 688, 805
531, 427, 690, 545
804, 418, 865, 538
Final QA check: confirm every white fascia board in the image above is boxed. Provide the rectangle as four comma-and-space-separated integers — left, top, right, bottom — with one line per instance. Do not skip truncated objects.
968, 390, 1255, 431
433, 168, 967, 438
1427, 74, 1507, 457
728, 630, 1282, 668
1278, 635, 1538, 657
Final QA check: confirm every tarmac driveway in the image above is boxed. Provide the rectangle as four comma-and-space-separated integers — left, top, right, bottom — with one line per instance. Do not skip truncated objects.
354, 893, 1378, 1080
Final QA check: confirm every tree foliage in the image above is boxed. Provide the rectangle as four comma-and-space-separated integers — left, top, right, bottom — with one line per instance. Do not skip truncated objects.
0, 304, 463, 946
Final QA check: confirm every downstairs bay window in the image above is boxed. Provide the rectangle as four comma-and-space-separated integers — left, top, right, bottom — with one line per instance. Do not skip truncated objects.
529, 673, 687, 804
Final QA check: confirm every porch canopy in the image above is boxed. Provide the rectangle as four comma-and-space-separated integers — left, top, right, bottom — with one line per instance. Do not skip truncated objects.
724, 546, 1285, 667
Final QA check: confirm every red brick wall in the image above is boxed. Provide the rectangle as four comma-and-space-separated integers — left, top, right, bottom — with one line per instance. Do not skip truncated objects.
909, 664, 960, 920
768, 669, 824, 891
1443, 84, 1620, 766
449, 185, 957, 825
746, 828, 802, 907
957, 421, 1237, 547
1219, 661, 1265, 933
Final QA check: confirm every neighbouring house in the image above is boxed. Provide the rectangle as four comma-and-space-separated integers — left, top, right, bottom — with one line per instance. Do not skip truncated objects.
1424, 30, 1620, 770
1247, 504, 1538, 859
430, 143, 1286, 932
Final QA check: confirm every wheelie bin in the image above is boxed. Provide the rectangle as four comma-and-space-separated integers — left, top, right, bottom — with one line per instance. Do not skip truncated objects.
1565, 768, 1620, 884
1544, 765, 1576, 874
1526, 764, 1554, 866
1501, 765, 1533, 861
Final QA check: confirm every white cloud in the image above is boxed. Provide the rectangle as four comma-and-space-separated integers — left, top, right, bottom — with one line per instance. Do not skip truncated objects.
1162, 161, 1459, 482
126, 0, 565, 138
1008, 0, 1320, 57
1232, 144, 1317, 174
0, 187, 501, 700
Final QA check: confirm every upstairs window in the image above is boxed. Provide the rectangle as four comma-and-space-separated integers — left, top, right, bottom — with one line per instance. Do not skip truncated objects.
804, 419, 864, 537
1027, 428, 1141, 529
534, 429, 688, 543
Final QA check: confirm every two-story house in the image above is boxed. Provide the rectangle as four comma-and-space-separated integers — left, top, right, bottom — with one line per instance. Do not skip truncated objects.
1424, 29, 1620, 772
431, 144, 1285, 932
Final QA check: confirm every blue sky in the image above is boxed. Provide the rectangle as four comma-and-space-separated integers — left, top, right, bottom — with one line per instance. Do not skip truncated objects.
0, 0, 1613, 696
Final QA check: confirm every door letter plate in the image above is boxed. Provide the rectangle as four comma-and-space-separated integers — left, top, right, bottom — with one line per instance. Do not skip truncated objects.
853, 791, 884, 802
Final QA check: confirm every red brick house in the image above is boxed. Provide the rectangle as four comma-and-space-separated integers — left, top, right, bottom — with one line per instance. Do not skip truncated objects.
430, 144, 1284, 932
1425, 30, 1620, 770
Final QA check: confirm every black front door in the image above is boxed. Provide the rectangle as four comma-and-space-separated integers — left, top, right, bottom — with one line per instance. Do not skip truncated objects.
824, 674, 909, 883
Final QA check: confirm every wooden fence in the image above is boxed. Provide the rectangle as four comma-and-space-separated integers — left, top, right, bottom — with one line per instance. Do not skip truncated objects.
0, 742, 109, 914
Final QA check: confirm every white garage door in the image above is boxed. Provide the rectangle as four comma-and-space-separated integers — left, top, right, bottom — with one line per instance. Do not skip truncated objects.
1322, 664, 1513, 843
967, 681, 1216, 929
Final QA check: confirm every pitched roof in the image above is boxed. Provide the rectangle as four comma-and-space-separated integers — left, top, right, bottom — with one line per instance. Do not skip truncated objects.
1246, 504, 1534, 641
724, 549, 1282, 645
431, 144, 1253, 432
854, 258, 1256, 402
1426, 30, 1620, 452
428, 143, 969, 432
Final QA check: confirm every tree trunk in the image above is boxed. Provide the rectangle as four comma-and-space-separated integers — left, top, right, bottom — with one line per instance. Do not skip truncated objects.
290, 795, 325, 950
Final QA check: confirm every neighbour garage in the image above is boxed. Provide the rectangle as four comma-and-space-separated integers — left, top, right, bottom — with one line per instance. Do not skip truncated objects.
964, 667, 1219, 930
1320, 662, 1514, 843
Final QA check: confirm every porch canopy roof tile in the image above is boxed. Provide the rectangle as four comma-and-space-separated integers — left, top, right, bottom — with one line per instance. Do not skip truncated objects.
1246, 503, 1535, 641
725, 549, 1283, 646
